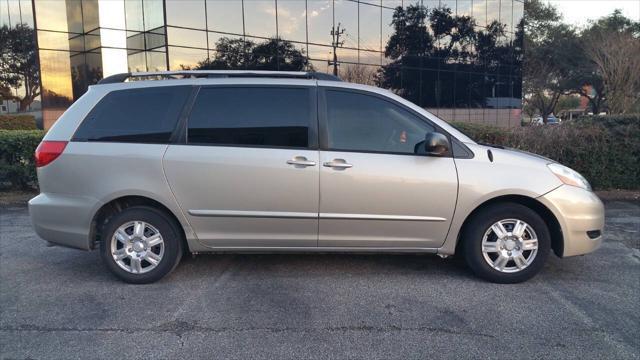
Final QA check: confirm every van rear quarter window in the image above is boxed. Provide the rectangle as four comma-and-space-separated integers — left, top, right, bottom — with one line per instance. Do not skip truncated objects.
73, 86, 191, 143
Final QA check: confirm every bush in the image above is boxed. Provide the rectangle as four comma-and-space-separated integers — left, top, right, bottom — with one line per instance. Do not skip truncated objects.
0, 114, 38, 130
575, 114, 640, 128
451, 115, 640, 190
0, 130, 45, 190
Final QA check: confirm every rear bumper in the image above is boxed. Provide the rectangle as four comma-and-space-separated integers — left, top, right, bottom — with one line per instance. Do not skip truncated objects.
28, 193, 101, 250
538, 185, 605, 257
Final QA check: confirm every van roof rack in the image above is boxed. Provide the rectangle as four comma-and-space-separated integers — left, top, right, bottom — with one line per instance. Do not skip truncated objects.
98, 70, 341, 84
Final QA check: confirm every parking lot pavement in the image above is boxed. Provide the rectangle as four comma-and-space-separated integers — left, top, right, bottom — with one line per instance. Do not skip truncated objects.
1, 202, 639, 360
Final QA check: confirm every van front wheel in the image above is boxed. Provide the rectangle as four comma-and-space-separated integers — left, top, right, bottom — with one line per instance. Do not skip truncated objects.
100, 206, 183, 284
462, 203, 550, 283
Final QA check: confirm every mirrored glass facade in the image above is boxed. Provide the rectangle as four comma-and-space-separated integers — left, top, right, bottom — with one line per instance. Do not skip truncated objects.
14, 0, 523, 128
0, 0, 40, 124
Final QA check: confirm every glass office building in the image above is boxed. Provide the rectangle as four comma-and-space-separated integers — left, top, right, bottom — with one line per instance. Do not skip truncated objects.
1, 0, 523, 128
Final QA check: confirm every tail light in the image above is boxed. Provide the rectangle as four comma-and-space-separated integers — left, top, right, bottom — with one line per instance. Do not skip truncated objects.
35, 141, 68, 167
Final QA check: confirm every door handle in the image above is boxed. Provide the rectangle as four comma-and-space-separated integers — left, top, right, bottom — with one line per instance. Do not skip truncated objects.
287, 156, 316, 167
323, 159, 353, 169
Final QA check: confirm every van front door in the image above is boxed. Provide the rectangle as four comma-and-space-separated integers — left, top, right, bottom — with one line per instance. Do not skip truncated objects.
318, 88, 458, 248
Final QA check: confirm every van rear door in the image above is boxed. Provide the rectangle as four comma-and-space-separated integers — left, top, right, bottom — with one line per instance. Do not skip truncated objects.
163, 85, 320, 248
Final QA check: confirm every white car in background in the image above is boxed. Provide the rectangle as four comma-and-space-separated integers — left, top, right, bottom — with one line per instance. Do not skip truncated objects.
533, 115, 561, 125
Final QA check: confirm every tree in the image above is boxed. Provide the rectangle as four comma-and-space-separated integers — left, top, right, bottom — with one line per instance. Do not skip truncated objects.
428, 6, 476, 62
251, 39, 309, 71
562, 11, 640, 115
523, 0, 577, 123
384, 5, 433, 61
581, 11, 640, 114
565, 57, 606, 115
0, 24, 40, 111
378, 3, 517, 108
554, 95, 580, 116
340, 64, 377, 85
0, 84, 17, 102
524, 7, 639, 117
475, 21, 507, 69
194, 37, 310, 71
378, 4, 433, 104
522, 100, 537, 124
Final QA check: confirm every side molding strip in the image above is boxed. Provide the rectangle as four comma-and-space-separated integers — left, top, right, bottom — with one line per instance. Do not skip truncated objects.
189, 210, 446, 222
320, 213, 447, 222
188, 210, 317, 219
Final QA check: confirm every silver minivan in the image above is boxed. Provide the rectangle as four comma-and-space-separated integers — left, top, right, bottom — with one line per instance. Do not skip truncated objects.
29, 71, 604, 284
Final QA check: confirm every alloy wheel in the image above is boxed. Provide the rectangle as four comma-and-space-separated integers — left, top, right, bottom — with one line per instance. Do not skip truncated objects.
110, 221, 165, 274
481, 218, 539, 273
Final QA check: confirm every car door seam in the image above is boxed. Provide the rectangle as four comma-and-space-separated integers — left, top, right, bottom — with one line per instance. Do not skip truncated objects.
161, 145, 199, 242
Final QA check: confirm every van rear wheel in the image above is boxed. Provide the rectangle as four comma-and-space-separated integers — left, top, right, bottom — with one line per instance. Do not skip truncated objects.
100, 206, 182, 284
462, 203, 550, 283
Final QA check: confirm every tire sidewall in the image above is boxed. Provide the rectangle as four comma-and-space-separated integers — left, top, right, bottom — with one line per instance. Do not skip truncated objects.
100, 206, 183, 284
463, 203, 550, 283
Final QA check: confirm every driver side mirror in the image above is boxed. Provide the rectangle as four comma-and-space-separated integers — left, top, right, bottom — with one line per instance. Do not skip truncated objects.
422, 132, 450, 156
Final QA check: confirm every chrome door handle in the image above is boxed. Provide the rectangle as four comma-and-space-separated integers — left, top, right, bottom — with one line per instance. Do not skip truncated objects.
287, 157, 316, 167
323, 159, 353, 169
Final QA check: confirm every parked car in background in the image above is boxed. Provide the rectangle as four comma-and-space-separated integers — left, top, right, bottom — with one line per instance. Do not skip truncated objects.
533, 115, 560, 125
29, 71, 604, 284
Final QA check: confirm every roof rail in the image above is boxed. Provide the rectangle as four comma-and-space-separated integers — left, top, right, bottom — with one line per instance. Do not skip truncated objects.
98, 70, 341, 84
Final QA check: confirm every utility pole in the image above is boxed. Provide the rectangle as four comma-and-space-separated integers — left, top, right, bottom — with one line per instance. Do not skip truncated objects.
329, 23, 345, 76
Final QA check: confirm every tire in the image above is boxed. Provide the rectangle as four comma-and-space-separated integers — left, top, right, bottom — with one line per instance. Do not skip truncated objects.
100, 206, 183, 284
461, 203, 550, 284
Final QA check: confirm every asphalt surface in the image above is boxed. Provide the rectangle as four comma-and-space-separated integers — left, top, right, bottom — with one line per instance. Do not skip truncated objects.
1, 201, 639, 359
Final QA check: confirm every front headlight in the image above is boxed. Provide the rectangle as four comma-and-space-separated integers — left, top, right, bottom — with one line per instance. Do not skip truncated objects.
547, 163, 592, 191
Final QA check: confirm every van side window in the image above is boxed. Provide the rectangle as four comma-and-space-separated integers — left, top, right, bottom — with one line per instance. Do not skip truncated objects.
324, 90, 434, 154
187, 87, 311, 148
73, 86, 191, 143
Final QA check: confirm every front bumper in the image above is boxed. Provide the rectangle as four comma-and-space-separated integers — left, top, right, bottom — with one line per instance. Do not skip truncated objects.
538, 185, 605, 257
28, 193, 101, 250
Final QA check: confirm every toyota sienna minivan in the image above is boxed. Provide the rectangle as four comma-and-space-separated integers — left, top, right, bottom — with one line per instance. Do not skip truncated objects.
29, 70, 604, 284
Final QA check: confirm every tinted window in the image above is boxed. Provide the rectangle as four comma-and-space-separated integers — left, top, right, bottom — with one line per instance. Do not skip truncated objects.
325, 90, 434, 154
74, 86, 190, 143
188, 87, 311, 148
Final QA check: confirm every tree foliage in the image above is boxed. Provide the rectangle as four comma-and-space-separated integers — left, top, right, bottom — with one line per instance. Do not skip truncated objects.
523, 2, 640, 118
554, 95, 581, 115
377, 4, 522, 108
0, 24, 40, 111
193, 37, 310, 71
522, 0, 578, 123
581, 10, 640, 114
340, 64, 377, 86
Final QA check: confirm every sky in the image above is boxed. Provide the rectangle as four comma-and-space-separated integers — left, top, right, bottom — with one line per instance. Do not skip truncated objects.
546, 0, 640, 27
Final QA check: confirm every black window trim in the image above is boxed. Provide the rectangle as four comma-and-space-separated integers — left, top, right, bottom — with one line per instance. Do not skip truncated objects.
318, 86, 474, 159
176, 84, 319, 151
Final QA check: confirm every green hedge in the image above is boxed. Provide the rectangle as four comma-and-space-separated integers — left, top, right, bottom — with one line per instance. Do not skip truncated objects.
0, 130, 45, 190
451, 115, 640, 190
0, 114, 38, 130
575, 114, 639, 127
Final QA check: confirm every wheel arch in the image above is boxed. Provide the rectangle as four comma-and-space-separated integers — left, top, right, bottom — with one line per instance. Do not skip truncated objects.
455, 195, 564, 257
89, 195, 189, 252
